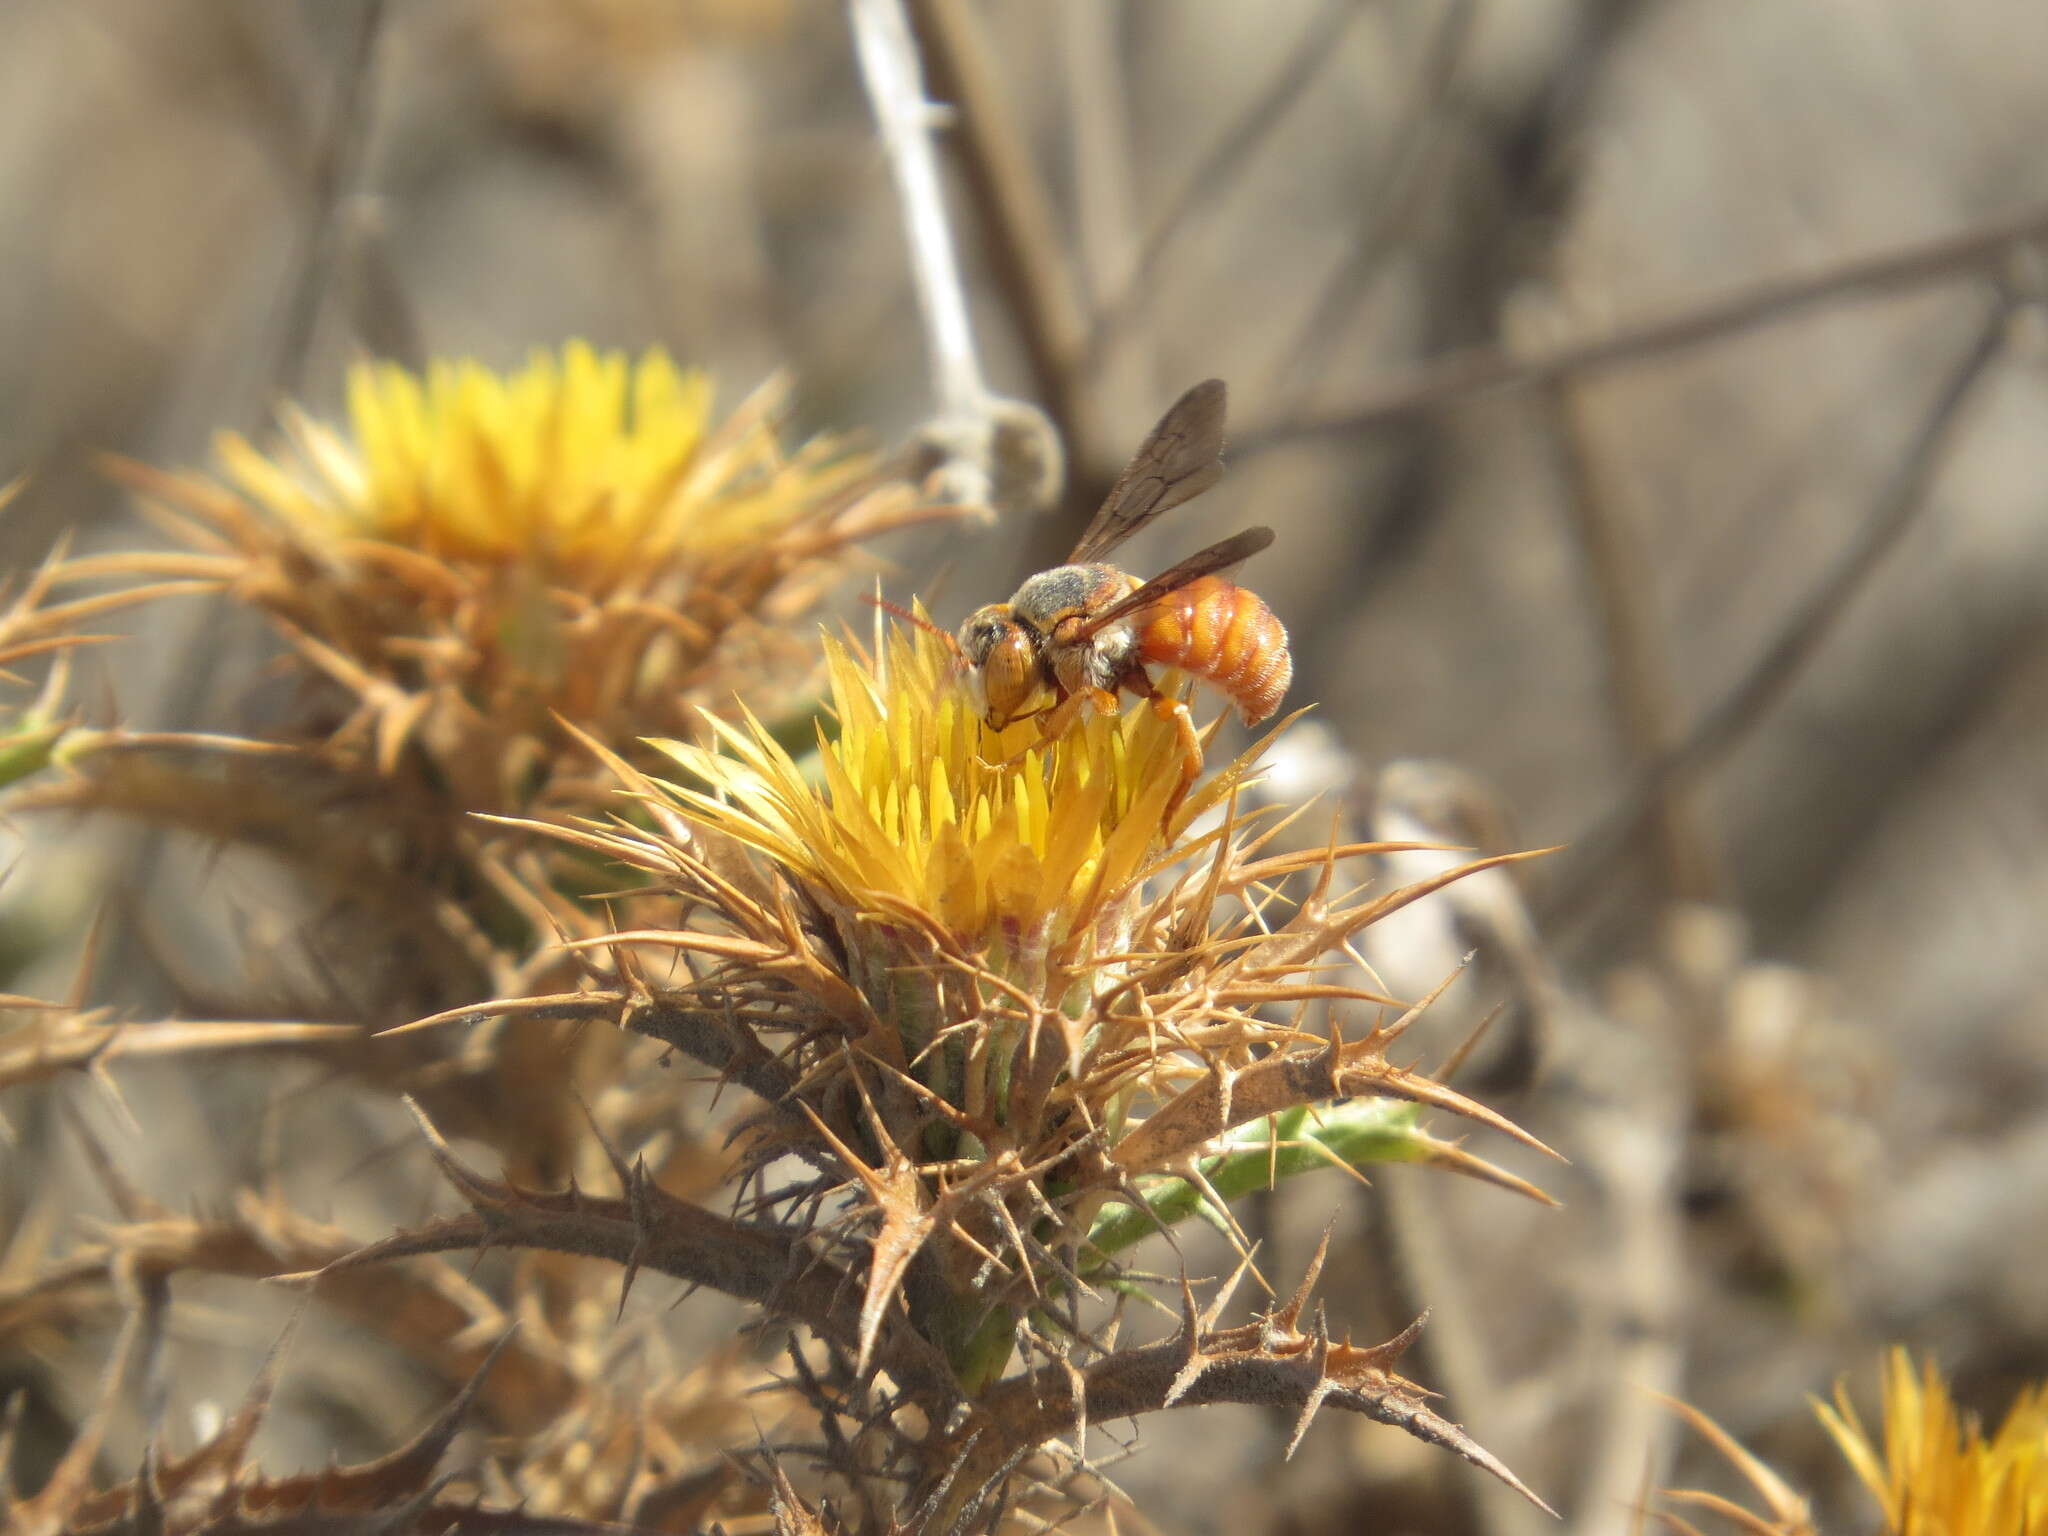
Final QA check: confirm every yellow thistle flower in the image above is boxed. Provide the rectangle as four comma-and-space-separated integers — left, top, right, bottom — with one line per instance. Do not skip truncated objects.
82, 344, 945, 812
214, 344, 859, 594
514, 613, 1552, 1376
1817, 1349, 2048, 1536
1663, 1352, 2048, 1536
404, 609, 1560, 1522
655, 619, 1196, 970
30, 349, 946, 1161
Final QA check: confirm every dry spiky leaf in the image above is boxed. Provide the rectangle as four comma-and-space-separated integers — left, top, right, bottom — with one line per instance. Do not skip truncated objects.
3, 1323, 598, 1536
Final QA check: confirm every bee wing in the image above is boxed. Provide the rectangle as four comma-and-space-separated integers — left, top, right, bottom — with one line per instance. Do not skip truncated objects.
1067, 379, 1228, 564
1074, 526, 1274, 638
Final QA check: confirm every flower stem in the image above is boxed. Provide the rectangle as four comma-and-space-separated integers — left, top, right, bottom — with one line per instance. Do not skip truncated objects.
1085, 1099, 1433, 1264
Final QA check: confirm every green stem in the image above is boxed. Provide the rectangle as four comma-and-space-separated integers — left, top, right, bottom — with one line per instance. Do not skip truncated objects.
0, 719, 64, 789
1085, 1098, 1432, 1265
948, 1304, 1021, 1396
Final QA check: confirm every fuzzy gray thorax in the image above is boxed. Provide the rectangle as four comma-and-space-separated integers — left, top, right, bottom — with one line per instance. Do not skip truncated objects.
1007, 563, 1142, 693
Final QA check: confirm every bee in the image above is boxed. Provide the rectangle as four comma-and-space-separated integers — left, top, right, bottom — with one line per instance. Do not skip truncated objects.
955, 379, 1291, 821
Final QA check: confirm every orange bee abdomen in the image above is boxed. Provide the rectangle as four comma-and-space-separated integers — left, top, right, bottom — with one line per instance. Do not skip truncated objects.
1135, 575, 1292, 726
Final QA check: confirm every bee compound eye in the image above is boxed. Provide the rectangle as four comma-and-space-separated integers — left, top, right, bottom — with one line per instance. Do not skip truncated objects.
958, 606, 1013, 666
983, 638, 1037, 723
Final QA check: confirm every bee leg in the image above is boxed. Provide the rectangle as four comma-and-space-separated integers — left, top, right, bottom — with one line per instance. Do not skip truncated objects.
1126, 672, 1203, 828
977, 687, 1113, 771
1082, 686, 1123, 718
976, 727, 1051, 773
1028, 687, 1118, 750
1153, 697, 1205, 828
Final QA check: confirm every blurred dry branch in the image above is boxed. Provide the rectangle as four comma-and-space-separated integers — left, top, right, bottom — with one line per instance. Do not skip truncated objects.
1089, 0, 1367, 377
268, 0, 391, 401
1261, 0, 1479, 416
1240, 198, 2048, 449
5, 3, 2048, 1534
1545, 377, 1727, 910
1548, 291, 2019, 937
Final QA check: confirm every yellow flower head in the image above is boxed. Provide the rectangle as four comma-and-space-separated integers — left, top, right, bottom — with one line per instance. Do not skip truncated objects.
97, 345, 945, 811
1818, 1349, 2048, 1536
214, 343, 872, 597
655, 618, 1191, 967
1663, 1352, 2048, 1536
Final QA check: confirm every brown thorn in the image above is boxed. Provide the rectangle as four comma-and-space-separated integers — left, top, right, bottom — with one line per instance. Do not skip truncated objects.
56, 1095, 162, 1223
1200, 1245, 1260, 1330
1283, 1332, 1338, 1460
1275, 1221, 1334, 1332
1379, 953, 1475, 1048
1161, 1272, 1210, 1408
1354, 1311, 1429, 1374
1436, 998, 1505, 1087
615, 1159, 655, 1324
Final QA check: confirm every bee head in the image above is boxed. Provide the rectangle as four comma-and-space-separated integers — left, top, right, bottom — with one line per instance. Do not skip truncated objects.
957, 604, 1041, 727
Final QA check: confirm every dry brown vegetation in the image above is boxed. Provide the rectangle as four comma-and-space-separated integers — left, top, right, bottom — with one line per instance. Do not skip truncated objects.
4, 3, 2048, 1534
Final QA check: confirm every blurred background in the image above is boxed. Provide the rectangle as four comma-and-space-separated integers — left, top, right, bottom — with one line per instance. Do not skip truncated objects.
4, 1, 2048, 1532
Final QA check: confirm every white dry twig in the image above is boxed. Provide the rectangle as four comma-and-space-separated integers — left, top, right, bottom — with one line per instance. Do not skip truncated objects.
849, 0, 1059, 517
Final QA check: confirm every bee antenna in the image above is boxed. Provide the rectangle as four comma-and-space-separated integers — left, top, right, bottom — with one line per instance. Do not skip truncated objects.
863, 593, 962, 656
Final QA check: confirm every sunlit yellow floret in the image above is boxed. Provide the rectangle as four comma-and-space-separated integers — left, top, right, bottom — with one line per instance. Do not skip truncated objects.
1817, 1348, 2048, 1536
654, 622, 1184, 952
210, 342, 870, 592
